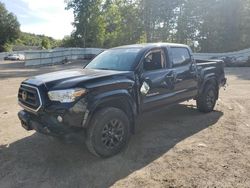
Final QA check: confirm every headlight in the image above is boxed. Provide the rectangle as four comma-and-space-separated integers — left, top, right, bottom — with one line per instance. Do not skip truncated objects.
48, 88, 87, 103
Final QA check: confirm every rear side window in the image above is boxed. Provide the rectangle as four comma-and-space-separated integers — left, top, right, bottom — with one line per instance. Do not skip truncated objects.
171, 47, 191, 67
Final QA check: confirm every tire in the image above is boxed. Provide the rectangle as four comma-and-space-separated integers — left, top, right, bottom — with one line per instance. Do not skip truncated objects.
196, 83, 217, 113
86, 107, 130, 158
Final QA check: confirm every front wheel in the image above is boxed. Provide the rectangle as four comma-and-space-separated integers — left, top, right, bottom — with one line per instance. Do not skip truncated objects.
196, 84, 217, 113
85, 107, 130, 158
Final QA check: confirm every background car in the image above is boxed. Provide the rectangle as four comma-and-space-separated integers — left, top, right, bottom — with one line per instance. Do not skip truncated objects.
4, 54, 25, 61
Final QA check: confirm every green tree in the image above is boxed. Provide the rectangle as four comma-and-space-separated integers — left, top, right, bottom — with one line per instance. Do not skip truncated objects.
65, 0, 250, 52
239, 0, 250, 49
197, 0, 243, 52
137, 0, 180, 42
118, 0, 144, 45
19, 32, 60, 48
66, 0, 105, 47
41, 38, 51, 49
0, 2, 20, 52
61, 35, 75, 47
66, 0, 144, 48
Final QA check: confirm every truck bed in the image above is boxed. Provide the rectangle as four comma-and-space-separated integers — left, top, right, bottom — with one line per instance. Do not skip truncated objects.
195, 59, 226, 87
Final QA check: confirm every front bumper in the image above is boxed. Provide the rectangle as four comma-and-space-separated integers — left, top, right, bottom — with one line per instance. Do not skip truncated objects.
18, 110, 83, 139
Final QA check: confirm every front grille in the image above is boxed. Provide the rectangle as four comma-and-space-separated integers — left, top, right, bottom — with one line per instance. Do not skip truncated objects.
18, 84, 42, 112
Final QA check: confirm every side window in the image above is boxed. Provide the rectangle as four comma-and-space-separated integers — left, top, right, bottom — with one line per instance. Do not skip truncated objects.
143, 50, 165, 71
171, 47, 191, 67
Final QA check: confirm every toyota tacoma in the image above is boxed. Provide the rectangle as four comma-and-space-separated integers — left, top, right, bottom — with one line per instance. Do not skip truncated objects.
18, 43, 226, 157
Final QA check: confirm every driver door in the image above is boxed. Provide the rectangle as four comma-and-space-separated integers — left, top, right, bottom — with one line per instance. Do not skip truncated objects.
140, 48, 176, 112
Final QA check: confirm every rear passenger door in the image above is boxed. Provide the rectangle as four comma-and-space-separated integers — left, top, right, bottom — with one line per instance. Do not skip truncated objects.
170, 47, 198, 100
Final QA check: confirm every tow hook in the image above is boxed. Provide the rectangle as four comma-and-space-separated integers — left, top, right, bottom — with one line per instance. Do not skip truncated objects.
18, 111, 32, 131
21, 120, 32, 131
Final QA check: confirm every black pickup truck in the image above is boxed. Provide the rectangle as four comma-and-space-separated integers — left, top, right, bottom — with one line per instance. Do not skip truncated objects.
18, 43, 226, 157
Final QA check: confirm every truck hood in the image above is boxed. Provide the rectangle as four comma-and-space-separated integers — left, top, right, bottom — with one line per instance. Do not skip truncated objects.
23, 68, 132, 89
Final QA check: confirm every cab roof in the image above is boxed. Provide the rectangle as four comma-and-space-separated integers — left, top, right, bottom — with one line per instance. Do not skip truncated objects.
112, 43, 189, 50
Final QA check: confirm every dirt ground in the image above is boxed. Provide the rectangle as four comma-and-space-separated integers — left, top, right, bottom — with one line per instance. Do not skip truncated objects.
0, 60, 249, 188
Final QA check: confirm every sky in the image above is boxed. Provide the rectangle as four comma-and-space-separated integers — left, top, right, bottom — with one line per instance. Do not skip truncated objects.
1, 0, 74, 39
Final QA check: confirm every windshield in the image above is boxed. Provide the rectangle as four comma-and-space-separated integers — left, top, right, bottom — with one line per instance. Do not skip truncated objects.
85, 48, 140, 71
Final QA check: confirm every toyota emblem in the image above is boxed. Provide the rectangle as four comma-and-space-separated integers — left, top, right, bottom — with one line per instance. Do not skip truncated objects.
22, 91, 28, 101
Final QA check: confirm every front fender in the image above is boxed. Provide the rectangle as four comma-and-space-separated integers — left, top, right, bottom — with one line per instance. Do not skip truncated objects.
83, 89, 137, 128
90, 89, 135, 110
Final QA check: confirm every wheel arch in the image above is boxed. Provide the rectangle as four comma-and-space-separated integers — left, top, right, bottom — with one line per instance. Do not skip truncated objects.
199, 74, 219, 99
84, 91, 137, 133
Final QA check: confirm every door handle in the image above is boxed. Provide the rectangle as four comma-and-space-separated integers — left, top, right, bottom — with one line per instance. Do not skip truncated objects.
165, 71, 176, 79
166, 75, 174, 78
176, 78, 183, 82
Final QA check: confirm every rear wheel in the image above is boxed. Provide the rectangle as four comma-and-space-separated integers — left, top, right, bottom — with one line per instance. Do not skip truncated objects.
86, 107, 130, 158
196, 83, 217, 113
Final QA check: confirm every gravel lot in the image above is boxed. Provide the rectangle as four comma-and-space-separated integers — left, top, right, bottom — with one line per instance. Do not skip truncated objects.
0, 60, 250, 188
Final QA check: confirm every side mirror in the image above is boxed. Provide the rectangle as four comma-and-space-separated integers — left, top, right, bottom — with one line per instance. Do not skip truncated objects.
140, 81, 150, 95
190, 59, 197, 73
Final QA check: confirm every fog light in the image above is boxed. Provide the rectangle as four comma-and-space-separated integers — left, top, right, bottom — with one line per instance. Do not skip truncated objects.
57, 115, 63, 123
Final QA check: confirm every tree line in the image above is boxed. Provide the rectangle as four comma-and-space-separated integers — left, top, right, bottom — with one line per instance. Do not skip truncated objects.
0, 2, 60, 52
64, 0, 250, 52
0, 2, 19, 52
16, 32, 60, 50
1, 1, 250, 53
